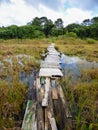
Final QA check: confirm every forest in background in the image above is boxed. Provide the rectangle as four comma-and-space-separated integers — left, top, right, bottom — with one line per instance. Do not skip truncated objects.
0, 16, 98, 39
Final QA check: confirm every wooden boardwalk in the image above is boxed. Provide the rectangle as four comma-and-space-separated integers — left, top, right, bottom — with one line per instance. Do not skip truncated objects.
22, 43, 72, 130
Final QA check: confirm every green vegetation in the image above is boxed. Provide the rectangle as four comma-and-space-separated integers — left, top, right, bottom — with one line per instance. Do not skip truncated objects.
86, 38, 96, 44
0, 16, 98, 39
0, 42, 42, 129
0, 80, 27, 129
61, 68, 98, 130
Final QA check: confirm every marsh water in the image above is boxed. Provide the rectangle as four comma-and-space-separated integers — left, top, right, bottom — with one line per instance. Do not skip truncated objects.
61, 54, 98, 77
1, 54, 98, 85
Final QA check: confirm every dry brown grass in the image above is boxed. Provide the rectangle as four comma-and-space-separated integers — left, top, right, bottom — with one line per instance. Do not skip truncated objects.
55, 38, 98, 62
0, 38, 98, 62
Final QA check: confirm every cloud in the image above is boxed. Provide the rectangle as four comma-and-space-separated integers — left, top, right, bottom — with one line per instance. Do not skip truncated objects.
66, 0, 98, 10
0, 0, 65, 26
0, 0, 10, 3
24, 0, 64, 11
0, 0, 96, 27
0, 0, 38, 26
64, 8, 93, 25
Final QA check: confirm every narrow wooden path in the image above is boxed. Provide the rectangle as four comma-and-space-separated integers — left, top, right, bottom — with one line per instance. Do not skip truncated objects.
22, 43, 72, 130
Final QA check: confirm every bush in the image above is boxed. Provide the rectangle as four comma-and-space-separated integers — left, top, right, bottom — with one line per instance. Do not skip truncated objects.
86, 38, 96, 44
65, 32, 78, 38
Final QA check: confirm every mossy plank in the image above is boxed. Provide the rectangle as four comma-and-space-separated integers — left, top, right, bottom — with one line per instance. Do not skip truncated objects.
21, 100, 36, 130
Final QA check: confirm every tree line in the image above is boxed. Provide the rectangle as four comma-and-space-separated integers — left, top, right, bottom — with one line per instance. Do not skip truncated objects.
0, 16, 98, 39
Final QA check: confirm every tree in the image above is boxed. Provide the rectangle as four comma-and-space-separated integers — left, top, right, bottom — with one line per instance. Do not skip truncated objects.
82, 19, 91, 26
40, 17, 48, 29
0, 27, 13, 39
7, 25, 18, 38
29, 17, 41, 30
91, 17, 98, 24
43, 19, 54, 37
54, 18, 63, 28
17, 25, 45, 39
65, 23, 80, 32
65, 23, 81, 37
51, 27, 64, 37
89, 24, 98, 39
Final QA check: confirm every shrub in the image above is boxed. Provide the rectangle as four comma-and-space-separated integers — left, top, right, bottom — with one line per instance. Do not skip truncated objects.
86, 38, 96, 44
66, 32, 78, 38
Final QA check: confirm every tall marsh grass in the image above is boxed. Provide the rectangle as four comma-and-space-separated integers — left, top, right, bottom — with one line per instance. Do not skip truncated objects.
61, 68, 98, 130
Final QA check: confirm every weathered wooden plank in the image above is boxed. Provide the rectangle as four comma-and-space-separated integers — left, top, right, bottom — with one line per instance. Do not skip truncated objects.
21, 100, 36, 130
42, 78, 50, 107
49, 117, 58, 130
36, 105, 44, 130
42, 96, 48, 107
36, 78, 41, 90
52, 88, 58, 99
58, 86, 72, 118
39, 68, 63, 77
36, 90, 44, 130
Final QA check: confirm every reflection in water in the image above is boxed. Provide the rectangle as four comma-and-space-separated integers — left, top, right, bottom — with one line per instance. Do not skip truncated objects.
1, 54, 98, 88
61, 54, 98, 77
19, 70, 38, 100
20, 72, 27, 83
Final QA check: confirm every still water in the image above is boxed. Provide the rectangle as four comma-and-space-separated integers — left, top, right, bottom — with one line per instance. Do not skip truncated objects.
61, 54, 98, 77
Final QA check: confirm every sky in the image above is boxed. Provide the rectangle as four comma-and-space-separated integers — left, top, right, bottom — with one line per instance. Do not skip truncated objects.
0, 0, 98, 27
